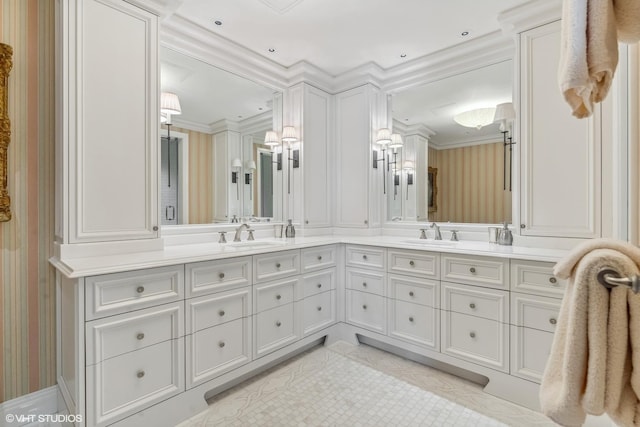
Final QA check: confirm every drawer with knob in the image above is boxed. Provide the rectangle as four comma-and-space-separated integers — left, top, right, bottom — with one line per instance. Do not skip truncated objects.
345, 289, 386, 334
86, 301, 184, 365
388, 274, 438, 308
510, 292, 561, 333
254, 249, 300, 283
302, 268, 336, 298
388, 250, 439, 279
87, 338, 184, 426
441, 282, 508, 323
346, 268, 385, 296
254, 302, 299, 357
345, 245, 386, 270
441, 311, 509, 372
186, 316, 251, 388
186, 288, 251, 334
254, 278, 300, 313
510, 324, 555, 383
441, 254, 508, 289
185, 256, 252, 298
510, 259, 566, 298
301, 245, 338, 273
302, 290, 336, 336
389, 299, 439, 350
85, 265, 184, 320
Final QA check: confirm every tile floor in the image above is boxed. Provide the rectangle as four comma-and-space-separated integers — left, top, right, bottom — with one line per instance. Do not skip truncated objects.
177, 341, 556, 426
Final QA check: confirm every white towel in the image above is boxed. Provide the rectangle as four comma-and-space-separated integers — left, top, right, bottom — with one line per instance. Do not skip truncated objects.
540, 238, 640, 426
558, 0, 618, 118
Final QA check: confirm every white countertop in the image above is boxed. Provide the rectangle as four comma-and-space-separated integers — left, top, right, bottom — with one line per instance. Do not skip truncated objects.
50, 235, 570, 278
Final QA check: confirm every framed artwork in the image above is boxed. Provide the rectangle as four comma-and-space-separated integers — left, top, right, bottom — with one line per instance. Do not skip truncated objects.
0, 43, 12, 222
428, 166, 437, 213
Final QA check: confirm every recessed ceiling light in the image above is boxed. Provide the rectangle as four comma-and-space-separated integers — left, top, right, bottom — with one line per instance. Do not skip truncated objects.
268, 48, 276, 53
461, 31, 469, 36
238, 115, 243, 118
258, 107, 263, 111
400, 54, 407, 58
214, 20, 223, 26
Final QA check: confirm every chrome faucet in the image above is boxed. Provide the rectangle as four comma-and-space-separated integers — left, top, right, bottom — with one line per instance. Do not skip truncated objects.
233, 223, 250, 242
430, 222, 442, 240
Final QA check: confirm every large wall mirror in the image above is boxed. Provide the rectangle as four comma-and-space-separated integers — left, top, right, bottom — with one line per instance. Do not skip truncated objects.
387, 59, 514, 225
159, 46, 283, 225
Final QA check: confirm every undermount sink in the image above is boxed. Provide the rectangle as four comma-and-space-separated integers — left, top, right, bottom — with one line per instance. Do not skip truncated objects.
226, 240, 288, 249
402, 239, 458, 247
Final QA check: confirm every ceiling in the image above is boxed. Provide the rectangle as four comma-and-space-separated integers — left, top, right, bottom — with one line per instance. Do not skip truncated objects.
162, 0, 527, 143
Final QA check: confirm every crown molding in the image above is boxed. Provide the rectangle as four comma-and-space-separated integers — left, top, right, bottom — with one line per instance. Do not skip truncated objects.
170, 118, 213, 134
498, 0, 562, 36
125, 0, 184, 18
392, 120, 435, 140
210, 119, 241, 134
238, 111, 273, 135
429, 135, 503, 150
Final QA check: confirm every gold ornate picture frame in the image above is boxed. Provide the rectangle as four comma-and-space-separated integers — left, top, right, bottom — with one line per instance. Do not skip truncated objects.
0, 43, 12, 222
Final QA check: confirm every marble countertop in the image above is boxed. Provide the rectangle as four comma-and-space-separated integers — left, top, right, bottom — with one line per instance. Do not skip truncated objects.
50, 235, 570, 278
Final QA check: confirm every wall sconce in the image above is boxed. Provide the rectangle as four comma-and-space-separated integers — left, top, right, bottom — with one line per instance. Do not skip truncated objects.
231, 157, 242, 200
161, 92, 181, 187
245, 160, 256, 200
493, 102, 516, 191
403, 160, 414, 201
264, 130, 283, 170
281, 126, 299, 194
373, 128, 391, 193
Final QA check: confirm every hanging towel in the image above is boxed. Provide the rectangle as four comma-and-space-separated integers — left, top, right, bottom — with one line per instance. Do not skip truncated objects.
559, 0, 618, 118
614, 0, 640, 43
540, 238, 640, 427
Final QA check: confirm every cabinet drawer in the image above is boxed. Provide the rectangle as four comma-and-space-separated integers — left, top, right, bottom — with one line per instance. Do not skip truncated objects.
510, 259, 566, 297
87, 338, 184, 427
302, 290, 336, 336
346, 268, 385, 296
388, 274, 438, 307
442, 282, 508, 323
345, 245, 385, 270
254, 303, 298, 358
510, 292, 561, 333
86, 301, 184, 366
254, 249, 300, 283
85, 265, 184, 320
345, 290, 386, 334
388, 250, 439, 279
302, 268, 336, 298
186, 288, 251, 334
510, 325, 554, 383
185, 257, 251, 298
301, 245, 338, 272
441, 311, 509, 372
254, 277, 300, 313
186, 317, 251, 388
389, 299, 438, 350
441, 254, 508, 289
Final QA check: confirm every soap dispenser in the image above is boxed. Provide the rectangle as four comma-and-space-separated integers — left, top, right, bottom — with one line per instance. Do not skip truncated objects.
497, 222, 513, 246
285, 219, 296, 238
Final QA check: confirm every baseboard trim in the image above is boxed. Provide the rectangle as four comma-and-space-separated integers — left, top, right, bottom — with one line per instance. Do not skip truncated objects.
0, 386, 58, 426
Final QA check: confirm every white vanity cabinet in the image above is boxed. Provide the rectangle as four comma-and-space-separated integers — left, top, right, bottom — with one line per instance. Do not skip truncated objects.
345, 245, 387, 334
509, 260, 564, 382
57, 0, 159, 245
300, 245, 337, 336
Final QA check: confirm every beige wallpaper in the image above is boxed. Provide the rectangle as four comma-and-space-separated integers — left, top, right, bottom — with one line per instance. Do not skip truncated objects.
429, 142, 512, 224
0, 0, 56, 402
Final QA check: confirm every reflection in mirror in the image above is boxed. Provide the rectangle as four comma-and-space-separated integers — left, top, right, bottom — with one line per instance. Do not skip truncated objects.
389, 60, 513, 224
159, 46, 282, 225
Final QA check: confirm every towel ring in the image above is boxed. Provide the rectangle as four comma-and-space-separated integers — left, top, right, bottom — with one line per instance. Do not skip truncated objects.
597, 268, 640, 294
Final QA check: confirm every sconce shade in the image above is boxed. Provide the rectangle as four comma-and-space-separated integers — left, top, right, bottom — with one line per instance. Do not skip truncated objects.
281, 126, 297, 143
246, 160, 257, 171
453, 107, 496, 129
389, 133, 404, 149
160, 113, 167, 124
231, 158, 242, 169
403, 160, 415, 171
493, 102, 516, 131
160, 92, 182, 115
264, 130, 280, 146
376, 128, 392, 145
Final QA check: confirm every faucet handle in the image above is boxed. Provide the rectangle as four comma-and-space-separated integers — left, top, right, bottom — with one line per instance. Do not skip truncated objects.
419, 229, 427, 239
450, 230, 459, 241
247, 229, 255, 241
218, 231, 227, 244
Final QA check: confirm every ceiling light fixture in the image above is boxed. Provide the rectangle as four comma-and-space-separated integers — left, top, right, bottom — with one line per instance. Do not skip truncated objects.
400, 54, 407, 58
214, 20, 223, 26
453, 107, 496, 129
268, 48, 276, 53
461, 31, 469, 36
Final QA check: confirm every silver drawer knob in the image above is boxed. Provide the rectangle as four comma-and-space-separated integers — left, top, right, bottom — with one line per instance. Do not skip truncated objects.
219, 310, 225, 317
276, 262, 281, 268
219, 272, 225, 279
276, 321, 282, 327
317, 306, 322, 311
136, 333, 145, 340
218, 341, 225, 348
549, 318, 557, 325
362, 282, 367, 288
469, 332, 476, 338
549, 277, 557, 284
136, 286, 145, 294
409, 260, 415, 266
469, 267, 476, 274
362, 255, 368, 260
469, 303, 476, 309
318, 255, 323, 261
409, 316, 414, 322
137, 370, 145, 379
362, 304, 367, 310
317, 283, 322, 289
276, 294, 282, 300
409, 291, 414, 297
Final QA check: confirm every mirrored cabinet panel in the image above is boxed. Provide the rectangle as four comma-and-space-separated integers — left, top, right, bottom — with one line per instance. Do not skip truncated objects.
159, 46, 283, 225
386, 60, 514, 225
